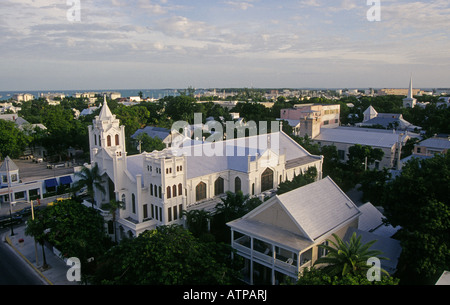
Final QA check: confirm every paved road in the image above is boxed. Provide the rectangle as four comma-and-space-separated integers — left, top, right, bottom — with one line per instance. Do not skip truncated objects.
0, 226, 44, 285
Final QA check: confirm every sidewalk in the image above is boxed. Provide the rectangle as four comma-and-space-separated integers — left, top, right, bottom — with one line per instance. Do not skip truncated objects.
2, 225, 80, 285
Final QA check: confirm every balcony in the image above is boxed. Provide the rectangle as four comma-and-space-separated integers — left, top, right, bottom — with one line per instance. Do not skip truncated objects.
233, 235, 299, 276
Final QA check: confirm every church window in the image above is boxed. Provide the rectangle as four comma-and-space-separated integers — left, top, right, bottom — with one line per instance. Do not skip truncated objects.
261, 168, 274, 192
196, 182, 207, 201
107, 135, 111, 147
150, 184, 153, 196
172, 185, 177, 197
132, 193, 136, 214
214, 177, 224, 196
143, 204, 148, 219
178, 183, 183, 196
168, 207, 172, 222
98, 135, 101, 146
167, 186, 171, 199
94, 134, 97, 146
115, 134, 119, 146
159, 186, 162, 198
235, 177, 241, 193
154, 185, 158, 197
252, 183, 255, 195
173, 205, 178, 220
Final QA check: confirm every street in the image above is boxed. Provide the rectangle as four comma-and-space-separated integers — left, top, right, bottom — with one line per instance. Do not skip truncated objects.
0, 225, 44, 285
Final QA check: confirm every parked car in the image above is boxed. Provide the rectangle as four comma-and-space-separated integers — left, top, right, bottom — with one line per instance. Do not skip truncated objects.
0, 214, 23, 228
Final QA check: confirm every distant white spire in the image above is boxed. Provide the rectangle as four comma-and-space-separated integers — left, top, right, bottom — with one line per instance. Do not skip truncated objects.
408, 74, 413, 99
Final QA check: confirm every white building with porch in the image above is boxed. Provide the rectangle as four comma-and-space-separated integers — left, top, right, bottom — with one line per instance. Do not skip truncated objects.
88, 100, 324, 239
227, 176, 401, 284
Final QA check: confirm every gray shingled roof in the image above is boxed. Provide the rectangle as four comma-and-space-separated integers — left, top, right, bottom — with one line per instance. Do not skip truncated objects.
228, 177, 361, 247
0, 156, 19, 172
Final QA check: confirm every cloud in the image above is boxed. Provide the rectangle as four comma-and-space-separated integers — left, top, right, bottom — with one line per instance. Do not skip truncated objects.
224, 1, 254, 10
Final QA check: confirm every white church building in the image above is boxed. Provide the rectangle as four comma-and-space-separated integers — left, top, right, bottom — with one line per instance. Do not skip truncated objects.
88, 100, 324, 239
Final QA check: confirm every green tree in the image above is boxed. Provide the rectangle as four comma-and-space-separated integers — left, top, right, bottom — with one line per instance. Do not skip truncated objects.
380, 153, 450, 284
0, 120, 30, 158
276, 167, 317, 195
92, 225, 240, 284
347, 144, 384, 171
297, 267, 399, 285
102, 199, 125, 243
26, 200, 112, 280
72, 163, 105, 207
134, 132, 165, 153
314, 232, 388, 277
182, 209, 212, 239
24, 212, 49, 269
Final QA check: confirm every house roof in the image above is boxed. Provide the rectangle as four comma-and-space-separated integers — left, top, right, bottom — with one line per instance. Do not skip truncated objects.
276, 176, 361, 241
418, 137, 450, 150
357, 202, 400, 238
0, 156, 19, 172
343, 227, 402, 274
360, 113, 421, 131
228, 177, 361, 249
182, 131, 320, 179
314, 127, 409, 148
363, 105, 378, 116
131, 126, 171, 141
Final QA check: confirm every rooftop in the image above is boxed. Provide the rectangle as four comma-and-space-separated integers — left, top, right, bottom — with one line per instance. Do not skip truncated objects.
314, 126, 417, 148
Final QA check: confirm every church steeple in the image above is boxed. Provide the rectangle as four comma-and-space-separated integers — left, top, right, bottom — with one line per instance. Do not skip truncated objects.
88, 94, 126, 162
98, 95, 113, 120
403, 74, 417, 108
407, 75, 413, 99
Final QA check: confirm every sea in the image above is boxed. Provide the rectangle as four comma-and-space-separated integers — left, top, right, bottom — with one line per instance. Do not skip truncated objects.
0, 89, 190, 101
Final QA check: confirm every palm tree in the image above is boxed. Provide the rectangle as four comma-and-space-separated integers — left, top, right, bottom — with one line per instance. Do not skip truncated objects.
314, 232, 388, 277
25, 213, 49, 270
182, 209, 212, 238
104, 199, 125, 243
215, 191, 249, 222
73, 163, 105, 207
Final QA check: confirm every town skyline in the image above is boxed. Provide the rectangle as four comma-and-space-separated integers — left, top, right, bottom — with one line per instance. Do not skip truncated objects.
1, 0, 449, 91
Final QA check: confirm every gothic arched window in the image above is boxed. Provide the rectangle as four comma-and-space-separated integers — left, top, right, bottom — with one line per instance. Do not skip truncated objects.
172, 185, 177, 197
167, 186, 171, 199
261, 168, 274, 192
214, 177, 224, 196
235, 177, 241, 193
107, 135, 111, 147
178, 183, 183, 196
196, 182, 207, 201
115, 134, 120, 146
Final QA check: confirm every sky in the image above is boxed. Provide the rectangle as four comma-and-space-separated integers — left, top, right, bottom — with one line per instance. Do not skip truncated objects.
1, 0, 449, 91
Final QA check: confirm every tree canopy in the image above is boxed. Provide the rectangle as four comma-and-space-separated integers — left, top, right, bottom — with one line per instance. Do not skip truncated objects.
91, 225, 241, 285
379, 154, 450, 284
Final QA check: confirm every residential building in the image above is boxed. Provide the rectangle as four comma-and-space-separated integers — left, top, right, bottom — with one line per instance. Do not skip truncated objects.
0, 156, 76, 206
227, 177, 401, 284
88, 100, 324, 238
312, 126, 419, 169
413, 135, 450, 156
359, 106, 422, 132
280, 104, 340, 130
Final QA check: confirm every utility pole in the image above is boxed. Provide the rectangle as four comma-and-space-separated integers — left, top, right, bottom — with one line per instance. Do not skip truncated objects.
6, 157, 14, 236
